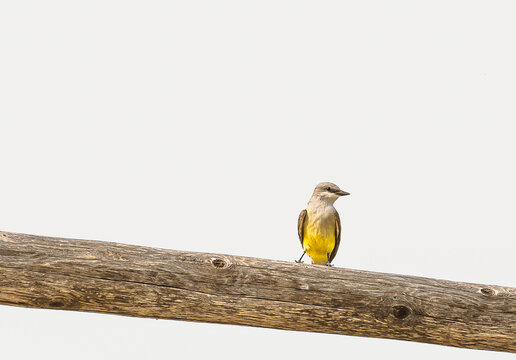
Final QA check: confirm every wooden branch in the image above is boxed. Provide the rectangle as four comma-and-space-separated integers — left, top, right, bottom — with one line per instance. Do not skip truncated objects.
0, 231, 515, 352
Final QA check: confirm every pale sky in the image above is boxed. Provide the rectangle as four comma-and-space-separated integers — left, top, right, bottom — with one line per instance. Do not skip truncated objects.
0, 1, 515, 359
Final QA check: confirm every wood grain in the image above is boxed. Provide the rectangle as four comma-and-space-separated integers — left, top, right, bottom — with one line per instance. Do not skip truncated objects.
0, 230, 514, 352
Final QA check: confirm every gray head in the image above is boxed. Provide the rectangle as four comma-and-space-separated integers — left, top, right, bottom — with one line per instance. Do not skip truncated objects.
310, 182, 350, 204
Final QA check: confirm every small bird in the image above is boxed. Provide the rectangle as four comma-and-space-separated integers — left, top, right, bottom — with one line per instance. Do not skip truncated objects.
297, 182, 350, 265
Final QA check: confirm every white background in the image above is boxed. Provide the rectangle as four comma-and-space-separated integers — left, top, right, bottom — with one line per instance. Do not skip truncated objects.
1, 1, 515, 358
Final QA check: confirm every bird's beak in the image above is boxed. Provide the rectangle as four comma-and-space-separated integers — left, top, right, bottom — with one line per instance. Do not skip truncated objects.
336, 190, 350, 196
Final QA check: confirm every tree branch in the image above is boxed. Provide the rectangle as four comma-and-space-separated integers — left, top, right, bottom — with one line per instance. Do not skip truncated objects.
0, 231, 514, 352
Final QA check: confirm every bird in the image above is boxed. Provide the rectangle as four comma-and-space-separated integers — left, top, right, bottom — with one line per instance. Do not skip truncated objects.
297, 182, 349, 266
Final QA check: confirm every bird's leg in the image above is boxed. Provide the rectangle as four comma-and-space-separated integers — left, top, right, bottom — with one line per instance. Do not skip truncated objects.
325, 253, 334, 267
295, 251, 306, 263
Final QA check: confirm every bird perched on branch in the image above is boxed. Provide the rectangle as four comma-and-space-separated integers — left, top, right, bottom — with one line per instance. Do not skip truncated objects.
297, 182, 349, 266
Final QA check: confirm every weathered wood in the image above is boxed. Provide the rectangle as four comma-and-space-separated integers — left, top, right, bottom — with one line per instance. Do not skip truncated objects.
0, 231, 514, 352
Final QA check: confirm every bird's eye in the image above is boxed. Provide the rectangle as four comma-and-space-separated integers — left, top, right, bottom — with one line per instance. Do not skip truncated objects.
326, 187, 331, 191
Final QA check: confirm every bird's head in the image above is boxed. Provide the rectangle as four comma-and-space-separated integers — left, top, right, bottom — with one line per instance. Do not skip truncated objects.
311, 182, 350, 204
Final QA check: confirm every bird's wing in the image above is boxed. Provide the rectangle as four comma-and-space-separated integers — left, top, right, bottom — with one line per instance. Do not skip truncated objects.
297, 209, 307, 248
329, 211, 341, 262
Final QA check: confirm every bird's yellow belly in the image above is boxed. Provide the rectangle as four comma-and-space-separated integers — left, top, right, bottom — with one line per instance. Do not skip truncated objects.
303, 225, 335, 265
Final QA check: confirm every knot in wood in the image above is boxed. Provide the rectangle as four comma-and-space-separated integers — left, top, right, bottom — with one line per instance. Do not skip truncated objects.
392, 305, 410, 319
49, 300, 65, 308
480, 287, 496, 296
211, 257, 228, 269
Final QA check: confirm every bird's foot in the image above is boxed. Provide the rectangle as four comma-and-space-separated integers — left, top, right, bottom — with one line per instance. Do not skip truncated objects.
295, 260, 304, 263
325, 262, 334, 267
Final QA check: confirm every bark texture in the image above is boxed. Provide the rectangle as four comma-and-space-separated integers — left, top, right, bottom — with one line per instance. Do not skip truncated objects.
0, 231, 514, 352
